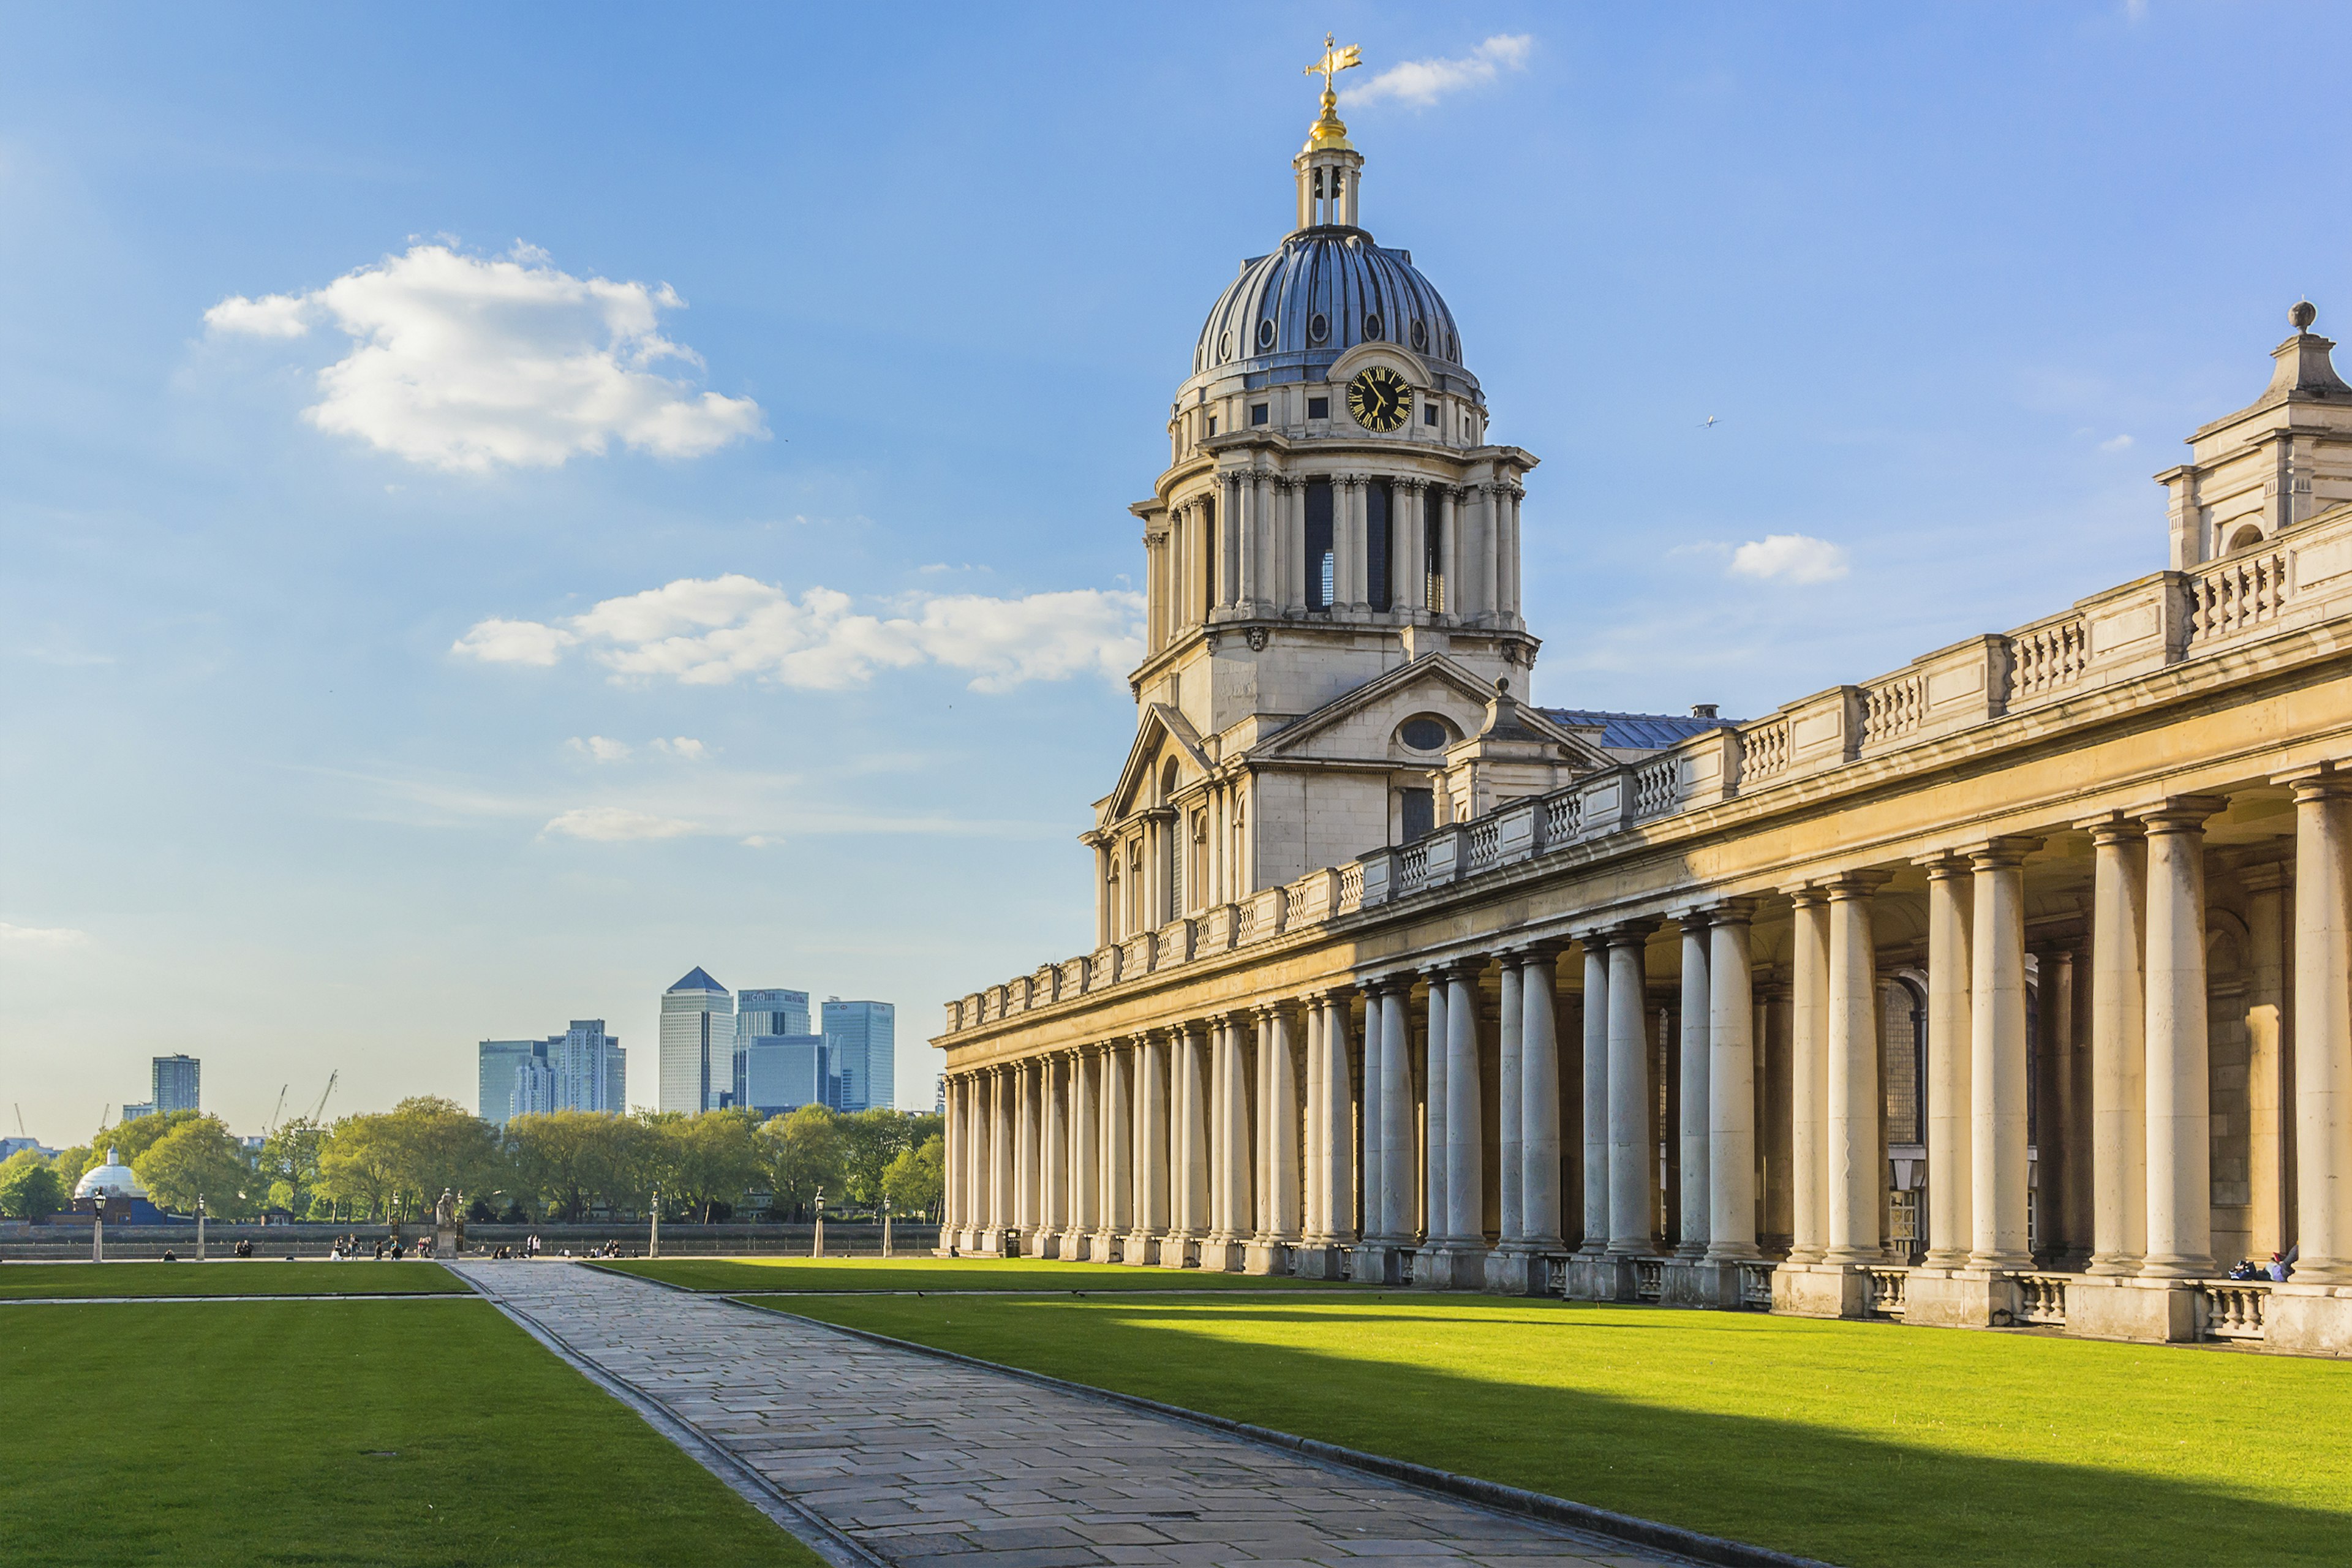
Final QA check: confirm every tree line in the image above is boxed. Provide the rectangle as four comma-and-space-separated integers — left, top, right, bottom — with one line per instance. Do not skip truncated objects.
0, 1101, 945, 1225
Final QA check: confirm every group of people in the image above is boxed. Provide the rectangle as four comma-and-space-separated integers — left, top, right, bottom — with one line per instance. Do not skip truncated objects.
2228, 1246, 2299, 1283
326, 1234, 413, 1261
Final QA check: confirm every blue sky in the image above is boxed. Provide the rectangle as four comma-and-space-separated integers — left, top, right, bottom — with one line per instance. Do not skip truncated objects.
2, 2, 2343, 1140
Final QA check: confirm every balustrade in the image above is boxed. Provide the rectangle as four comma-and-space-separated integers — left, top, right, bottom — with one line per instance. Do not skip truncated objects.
1335, 861, 1363, 914
1630, 756, 1678, 819
1864, 1266, 1909, 1317
2008, 614, 2087, 699
2190, 550, 2289, 645
1543, 789, 1583, 844
1738, 1261, 1776, 1310
1466, 817, 1502, 872
1860, 674, 1926, 748
2015, 1273, 2068, 1326
1634, 1259, 1664, 1302
1741, 718, 1792, 783
2200, 1280, 2269, 1341
1397, 840, 1433, 895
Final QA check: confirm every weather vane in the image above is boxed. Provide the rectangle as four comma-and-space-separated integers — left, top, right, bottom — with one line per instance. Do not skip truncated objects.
1305, 32, 1362, 95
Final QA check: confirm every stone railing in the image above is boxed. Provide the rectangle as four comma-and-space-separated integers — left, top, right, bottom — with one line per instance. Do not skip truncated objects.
1738, 1261, 1776, 1310
2015, 1272, 2068, 1326
1634, 1259, 1665, 1303
2200, 1279, 2270, 1341
941, 508, 2352, 1036
1864, 1265, 1909, 1317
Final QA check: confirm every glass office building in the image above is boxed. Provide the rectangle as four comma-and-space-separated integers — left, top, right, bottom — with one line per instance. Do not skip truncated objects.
820, 1000, 895, 1112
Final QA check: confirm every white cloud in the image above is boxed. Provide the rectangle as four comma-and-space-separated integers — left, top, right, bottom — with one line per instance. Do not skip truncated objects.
1728, 533, 1851, 584
455, 574, 1144, 694
2099, 433, 2136, 452
0, 922, 87, 947
541, 806, 704, 842
1347, 35, 1532, 109
205, 242, 763, 472
567, 736, 634, 762
651, 737, 709, 760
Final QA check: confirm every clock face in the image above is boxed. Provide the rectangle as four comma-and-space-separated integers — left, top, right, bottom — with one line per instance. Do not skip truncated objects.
1346, 366, 1412, 432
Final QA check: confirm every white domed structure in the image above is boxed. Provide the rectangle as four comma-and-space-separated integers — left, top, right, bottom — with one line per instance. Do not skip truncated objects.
74, 1146, 146, 1202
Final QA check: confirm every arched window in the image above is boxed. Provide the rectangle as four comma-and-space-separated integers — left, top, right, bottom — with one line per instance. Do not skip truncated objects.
2225, 521, 2265, 556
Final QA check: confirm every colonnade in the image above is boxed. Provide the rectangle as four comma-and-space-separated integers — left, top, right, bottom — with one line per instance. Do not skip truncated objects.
946, 777, 2352, 1344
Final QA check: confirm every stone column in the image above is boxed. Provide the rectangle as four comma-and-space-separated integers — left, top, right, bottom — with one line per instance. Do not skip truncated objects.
1204, 1017, 1252, 1270
1354, 986, 1385, 1247
992, 1067, 1016, 1240
2291, 775, 2352, 1284
1250, 1006, 1300, 1273
1166, 1025, 1208, 1265
1522, 949, 1566, 1251
2240, 863, 2290, 1261
1302, 997, 1325, 1240
1254, 470, 1276, 610
1306, 993, 1355, 1277
1969, 841, 2038, 1270
1480, 484, 1501, 622
1422, 966, 1451, 1248
1400, 480, 1428, 615
1428, 963, 1487, 1287
2141, 799, 2221, 1278
1129, 1032, 1169, 1263
1378, 984, 1415, 1249
1498, 958, 1525, 1248
1787, 889, 1830, 1265
965, 1074, 990, 1249
1676, 913, 1711, 1259
1705, 903, 1762, 1265
1015, 1060, 1042, 1250
1065, 1049, 1097, 1255
1579, 938, 1611, 1256
2084, 816, 2148, 1273
1042, 1055, 1069, 1254
1233, 474, 1257, 609
1607, 924, 1658, 1256
1922, 857, 1973, 1268
1100, 1040, 1134, 1253
1822, 873, 1891, 1267
1436, 488, 1459, 615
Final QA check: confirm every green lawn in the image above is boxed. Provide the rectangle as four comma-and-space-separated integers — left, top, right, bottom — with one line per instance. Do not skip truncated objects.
0, 1260, 468, 1298
1, 1298, 823, 1567
603, 1254, 1364, 1292
769, 1292, 2352, 1568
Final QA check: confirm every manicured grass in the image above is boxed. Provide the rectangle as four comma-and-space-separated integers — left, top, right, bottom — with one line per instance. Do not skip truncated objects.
771, 1292, 2352, 1568
1, 1298, 823, 1567
0, 1260, 467, 1298
603, 1254, 1363, 1292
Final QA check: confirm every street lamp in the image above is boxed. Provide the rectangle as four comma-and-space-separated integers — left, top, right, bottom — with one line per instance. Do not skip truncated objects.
197, 1193, 208, 1262
812, 1186, 826, 1259
649, 1186, 661, 1261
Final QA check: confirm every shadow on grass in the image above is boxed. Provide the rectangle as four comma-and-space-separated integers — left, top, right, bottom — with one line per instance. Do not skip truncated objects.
771, 1293, 2352, 1568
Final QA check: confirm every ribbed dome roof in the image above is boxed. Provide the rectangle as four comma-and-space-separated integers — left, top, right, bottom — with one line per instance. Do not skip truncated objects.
1191, 227, 1464, 380
75, 1147, 145, 1201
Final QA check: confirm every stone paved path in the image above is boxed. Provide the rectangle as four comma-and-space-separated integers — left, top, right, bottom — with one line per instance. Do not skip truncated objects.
452, 1261, 1700, 1568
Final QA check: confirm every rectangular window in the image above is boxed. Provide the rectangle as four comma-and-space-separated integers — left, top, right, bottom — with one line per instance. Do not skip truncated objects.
1207, 415, 1218, 436
1304, 479, 1334, 611
1400, 786, 1434, 843
1423, 402, 1438, 426
1424, 488, 1446, 612
1365, 481, 1392, 612
1307, 396, 1329, 420
1250, 403, 1268, 426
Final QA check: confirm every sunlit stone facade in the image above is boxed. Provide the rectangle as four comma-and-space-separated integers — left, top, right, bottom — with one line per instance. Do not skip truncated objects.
933, 89, 2352, 1359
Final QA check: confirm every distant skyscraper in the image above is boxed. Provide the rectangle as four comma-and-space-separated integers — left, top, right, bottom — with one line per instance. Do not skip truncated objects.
551, 1020, 625, 1114
660, 968, 734, 1113
510, 1056, 556, 1121
734, 989, 810, 1107
151, 1054, 200, 1115
478, 1039, 545, 1127
742, 1033, 832, 1117
821, 1000, 895, 1112
119, 1102, 156, 1121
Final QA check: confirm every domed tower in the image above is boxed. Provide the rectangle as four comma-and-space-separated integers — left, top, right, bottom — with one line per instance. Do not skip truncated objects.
1088, 52, 1588, 950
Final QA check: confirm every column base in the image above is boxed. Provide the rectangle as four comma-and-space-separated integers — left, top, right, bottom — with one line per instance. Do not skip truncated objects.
1414, 1243, 1490, 1291
1659, 1259, 1748, 1309
1019, 1227, 1057, 1258
1348, 1242, 1407, 1286
1121, 1231, 1161, 1265
1242, 1240, 1294, 1276
1484, 1248, 1565, 1296
1158, 1234, 1199, 1268
1770, 1261, 1871, 1319
976, 1228, 1019, 1257
1563, 1252, 1635, 1302
1198, 1237, 1247, 1273
1090, 1229, 1126, 1263
1902, 1268, 2022, 1329
1047, 1227, 1085, 1260
2264, 1286, 2352, 1356
1292, 1243, 1349, 1280
2064, 1275, 2199, 1343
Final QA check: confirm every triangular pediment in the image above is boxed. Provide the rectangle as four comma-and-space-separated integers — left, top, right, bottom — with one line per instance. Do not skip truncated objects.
1103, 704, 1215, 824
1246, 654, 1615, 770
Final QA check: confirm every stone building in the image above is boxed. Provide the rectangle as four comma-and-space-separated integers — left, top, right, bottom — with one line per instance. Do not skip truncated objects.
933, 73, 2352, 1358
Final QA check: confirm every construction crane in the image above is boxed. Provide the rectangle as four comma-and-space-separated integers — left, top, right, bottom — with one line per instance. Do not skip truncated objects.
13, 1103, 23, 1137
309, 1071, 338, 1123
264, 1084, 288, 1136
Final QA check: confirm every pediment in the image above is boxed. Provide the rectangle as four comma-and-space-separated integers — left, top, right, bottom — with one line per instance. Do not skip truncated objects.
1246, 654, 1615, 771
1104, 704, 1215, 824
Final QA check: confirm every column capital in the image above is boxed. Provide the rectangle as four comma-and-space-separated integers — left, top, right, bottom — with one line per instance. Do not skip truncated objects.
2280, 763, 2352, 802
1499, 938, 1571, 963
1823, 869, 1896, 900
1357, 970, 1414, 997
1686, 895, 1760, 925
1958, 835, 2045, 869
1602, 918, 1659, 946
1915, 849, 1972, 878
2134, 794, 2230, 833
2074, 807, 2147, 844
1784, 883, 1831, 909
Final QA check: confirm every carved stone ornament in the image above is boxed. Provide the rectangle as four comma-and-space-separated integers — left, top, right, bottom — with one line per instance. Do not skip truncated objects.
1246, 627, 1270, 651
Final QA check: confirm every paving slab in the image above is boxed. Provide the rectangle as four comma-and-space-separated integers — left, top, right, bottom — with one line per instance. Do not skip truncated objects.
451, 1261, 1708, 1568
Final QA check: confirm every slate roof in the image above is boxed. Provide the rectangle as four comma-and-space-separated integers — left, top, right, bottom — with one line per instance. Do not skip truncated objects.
668, 966, 728, 994
1539, 709, 1737, 753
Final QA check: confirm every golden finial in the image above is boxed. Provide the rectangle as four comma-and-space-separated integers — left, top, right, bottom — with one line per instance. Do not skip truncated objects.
1303, 34, 1362, 149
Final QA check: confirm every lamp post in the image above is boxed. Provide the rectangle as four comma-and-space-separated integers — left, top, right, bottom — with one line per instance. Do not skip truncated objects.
197, 1193, 208, 1262
883, 1194, 894, 1259
92, 1197, 104, 1264
812, 1186, 825, 1259
649, 1187, 661, 1260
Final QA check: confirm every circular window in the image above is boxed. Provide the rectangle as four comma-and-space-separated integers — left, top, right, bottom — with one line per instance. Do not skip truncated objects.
1256, 318, 1275, 350
1364, 311, 1384, 340
1218, 331, 1231, 361
1400, 718, 1449, 752
1410, 318, 1428, 350
1309, 312, 1329, 344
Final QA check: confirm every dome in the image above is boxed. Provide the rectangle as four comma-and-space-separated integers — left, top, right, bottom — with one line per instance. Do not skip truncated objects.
1191, 228, 1467, 383
74, 1146, 146, 1202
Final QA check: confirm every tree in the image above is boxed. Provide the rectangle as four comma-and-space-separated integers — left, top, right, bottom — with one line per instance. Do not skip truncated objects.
48, 1145, 92, 1200
317, 1114, 402, 1221
92, 1109, 203, 1168
377, 1096, 505, 1220
0, 1150, 62, 1219
134, 1117, 259, 1218
659, 1110, 763, 1223
256, 1118, 327, 1215
837, 1109, 918, 1209
760, 1104, 843, 1220
880, 1135, 944, 1219
508, 1110, 656, 1221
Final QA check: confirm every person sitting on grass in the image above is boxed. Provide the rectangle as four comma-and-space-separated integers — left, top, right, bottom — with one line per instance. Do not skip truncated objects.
161, 1250, 176, 1262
